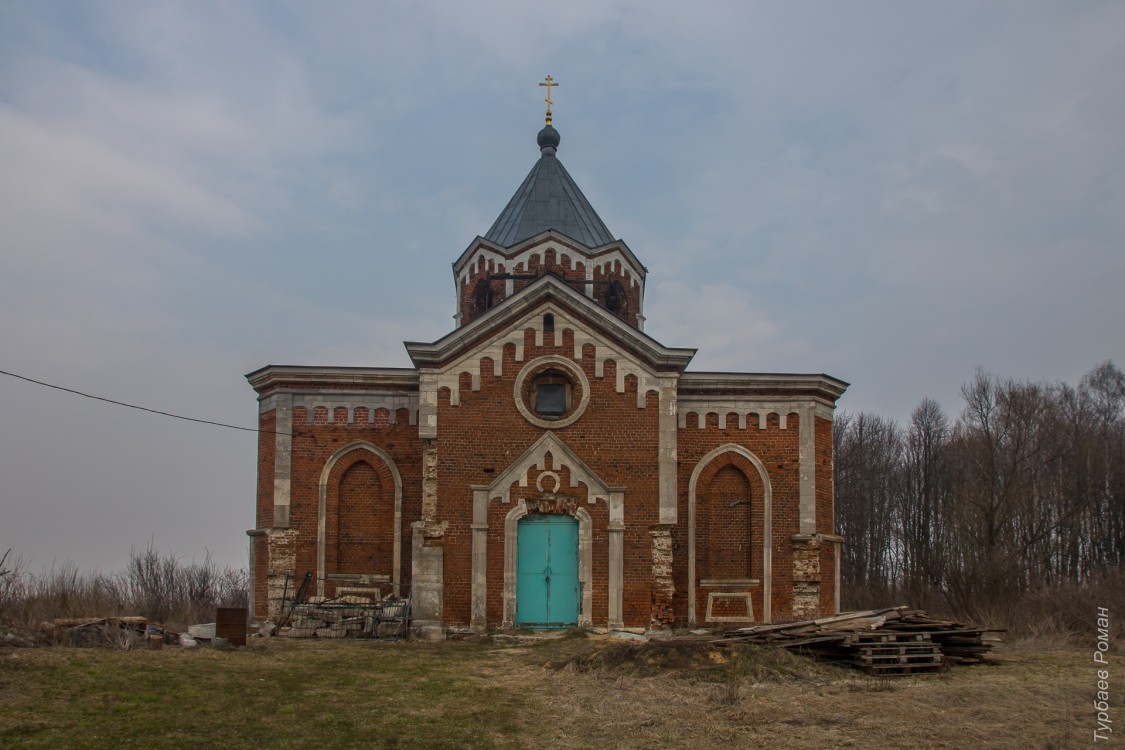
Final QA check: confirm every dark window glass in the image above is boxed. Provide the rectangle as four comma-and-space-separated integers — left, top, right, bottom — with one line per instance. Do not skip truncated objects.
472, 279, 493, 313
535, 383, 567, 416
606, 280, 627, 314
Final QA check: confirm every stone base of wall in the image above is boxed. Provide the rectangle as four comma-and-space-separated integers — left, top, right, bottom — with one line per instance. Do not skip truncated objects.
791, 534, 822, 620
265, 528, 299, 621
649, 527, 675, 628
410, 524, 446, 640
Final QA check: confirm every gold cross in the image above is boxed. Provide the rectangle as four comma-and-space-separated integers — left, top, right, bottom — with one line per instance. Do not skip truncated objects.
539, 75, 559, 124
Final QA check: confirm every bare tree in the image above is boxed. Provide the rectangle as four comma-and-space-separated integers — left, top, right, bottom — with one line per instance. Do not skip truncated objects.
834, 362, 1125, 621
835, 412, 902, 608
899, 398, 951, 606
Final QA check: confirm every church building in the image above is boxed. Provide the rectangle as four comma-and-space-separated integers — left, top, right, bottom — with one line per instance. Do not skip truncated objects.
247, 87, 848, 637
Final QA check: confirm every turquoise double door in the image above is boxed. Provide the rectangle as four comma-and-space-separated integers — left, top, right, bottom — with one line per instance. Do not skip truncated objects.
516, 515, 579, 628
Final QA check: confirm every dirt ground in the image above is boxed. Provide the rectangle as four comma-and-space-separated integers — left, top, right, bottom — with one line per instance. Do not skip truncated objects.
483, 636, 1094, 749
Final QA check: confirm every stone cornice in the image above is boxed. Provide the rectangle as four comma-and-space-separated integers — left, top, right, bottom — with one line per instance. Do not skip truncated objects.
678, 371, 849, 402
246, 365, 419, 394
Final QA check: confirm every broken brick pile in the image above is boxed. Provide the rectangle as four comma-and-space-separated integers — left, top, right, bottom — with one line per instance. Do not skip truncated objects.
281, 594, 408, 639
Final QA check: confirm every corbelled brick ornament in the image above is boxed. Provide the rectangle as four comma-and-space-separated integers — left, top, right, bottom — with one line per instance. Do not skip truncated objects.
247, 81, 847, 637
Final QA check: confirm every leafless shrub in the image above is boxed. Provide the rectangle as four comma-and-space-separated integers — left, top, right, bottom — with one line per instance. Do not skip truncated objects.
1001, 570, 1125, 644
0, 542, 247, 634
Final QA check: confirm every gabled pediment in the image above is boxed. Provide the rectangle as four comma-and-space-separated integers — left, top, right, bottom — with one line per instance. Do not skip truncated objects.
484, 432, 615, 504
405, 273, 694, 374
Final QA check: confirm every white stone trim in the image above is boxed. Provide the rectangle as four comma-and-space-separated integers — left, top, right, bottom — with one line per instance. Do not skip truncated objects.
407, 275, 694, 372
705, 592, 755, 623
834, 542, 842, 614
687, 444, 773, 624
418, 372, 439, 439
513, 355, 591, 429
292, 393, 418, 426
247, 366, 418, 391
455, 247, 508, 289
677, 400, 804, 430
470, 433, 624, 630
431, 302, 666, 414
700, 578, 759, 587
590, 252, 644, 288
491, 432, 613, 505
272, 394, 293, 527
451, 236, 648, 313
316, 441, 403, 599
658, 375, 679, 524
798, 403, 817, 535
677, 371, 848, 398
501, 502, 593, 627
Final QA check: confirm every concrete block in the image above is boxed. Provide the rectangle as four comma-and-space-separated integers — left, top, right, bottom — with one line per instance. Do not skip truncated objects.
187, 623, 216, 639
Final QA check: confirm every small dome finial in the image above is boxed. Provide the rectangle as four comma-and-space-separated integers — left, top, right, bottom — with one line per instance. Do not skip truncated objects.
537, 123, 560, 153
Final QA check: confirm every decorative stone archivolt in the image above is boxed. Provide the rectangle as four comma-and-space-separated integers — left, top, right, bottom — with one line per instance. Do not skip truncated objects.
470, 432, 624, 630
316, 441, 403, 599
524, 493, 578, 515
535, 471, 561, 494
687, 444, 773, 624
503, 501, 594, 627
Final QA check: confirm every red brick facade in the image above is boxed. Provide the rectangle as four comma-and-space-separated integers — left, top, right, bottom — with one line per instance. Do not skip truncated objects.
246, 133, 847, 634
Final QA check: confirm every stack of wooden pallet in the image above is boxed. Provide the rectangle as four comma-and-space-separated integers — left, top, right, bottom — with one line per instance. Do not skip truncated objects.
721, 606, 999, 675
850, 631, 946, 675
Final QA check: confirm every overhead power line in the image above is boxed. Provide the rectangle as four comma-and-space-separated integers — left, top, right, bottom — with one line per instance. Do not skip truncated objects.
0, 368, 271, 434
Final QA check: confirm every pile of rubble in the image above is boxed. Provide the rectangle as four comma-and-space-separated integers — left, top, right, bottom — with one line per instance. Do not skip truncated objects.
33, 609, 251, 650
40, 617, 177, 649
278, 593, 410, 639
2, 627, 36, 648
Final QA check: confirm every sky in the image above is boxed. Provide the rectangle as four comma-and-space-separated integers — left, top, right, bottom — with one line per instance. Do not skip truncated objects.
1, 1, 1123, 573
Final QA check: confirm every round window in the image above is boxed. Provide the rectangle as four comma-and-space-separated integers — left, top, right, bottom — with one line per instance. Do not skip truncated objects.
514, 356, 590, 429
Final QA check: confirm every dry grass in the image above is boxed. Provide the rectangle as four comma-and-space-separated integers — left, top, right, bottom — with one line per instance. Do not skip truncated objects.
504, 638, 1090, 749
0, 634, 1101, 749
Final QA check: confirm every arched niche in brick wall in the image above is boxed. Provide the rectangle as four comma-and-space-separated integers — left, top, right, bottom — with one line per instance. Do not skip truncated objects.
687, 444, 773, 625
316, 441, 403, 599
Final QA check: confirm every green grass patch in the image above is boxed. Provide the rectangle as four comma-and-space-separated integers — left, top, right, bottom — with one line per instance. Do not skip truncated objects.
0, 638, 1096, 749
0, 640, 534, 749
